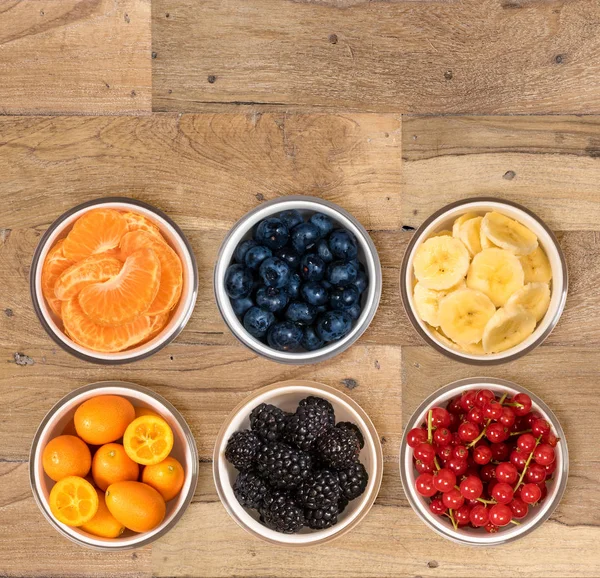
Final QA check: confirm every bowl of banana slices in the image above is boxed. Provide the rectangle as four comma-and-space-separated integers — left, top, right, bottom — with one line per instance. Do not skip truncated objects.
401, 198, 568, 365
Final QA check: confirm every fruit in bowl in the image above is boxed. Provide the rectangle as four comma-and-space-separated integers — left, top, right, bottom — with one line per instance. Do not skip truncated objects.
412, 211, 552, 355
224, 210, 369, 352
224, 396, 369, 533
41, 394, 185, 538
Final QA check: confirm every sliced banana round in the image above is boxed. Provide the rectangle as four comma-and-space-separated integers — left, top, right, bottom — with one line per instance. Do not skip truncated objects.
480, 226, 499, 249
413, 236, 470, 290
438, 288, 496, 345
482, 307, 536, 354
519, 245, 552, 284
452, 212, 478, 238
458, 216, 483, 257
413, 281, 465, 327
433, 328, 485, 355
481, 212, 538, 256
467, 248, 525, 307
429, 229, 452, 238
505, 282, 551, 322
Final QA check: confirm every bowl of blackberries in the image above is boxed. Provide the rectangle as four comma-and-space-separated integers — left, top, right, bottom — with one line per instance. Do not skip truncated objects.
213, 380, 383, 545
214, 196, 382, 364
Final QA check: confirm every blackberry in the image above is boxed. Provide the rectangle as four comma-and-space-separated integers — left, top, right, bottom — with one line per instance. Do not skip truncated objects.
284, 404, 330, 451
298, 396, 335, 427
233, 470, 270, 509
260, 491, 305, 533
250, 403, 290, 442
316, 427, 360, 469
304, 503, 339, 530
338, 495, 349, 514
255, 441, 312, 488
338, 461, 369, 501
225, 430, 260, 471
336, 421, 365, 449
296, 469, 340, 510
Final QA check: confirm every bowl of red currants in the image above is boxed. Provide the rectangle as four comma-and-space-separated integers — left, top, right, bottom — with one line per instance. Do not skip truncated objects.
400, 377, 568, 545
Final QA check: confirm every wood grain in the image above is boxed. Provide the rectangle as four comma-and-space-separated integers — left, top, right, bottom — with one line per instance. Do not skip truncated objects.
152, 0, 600, 114
0, 0, 151, 115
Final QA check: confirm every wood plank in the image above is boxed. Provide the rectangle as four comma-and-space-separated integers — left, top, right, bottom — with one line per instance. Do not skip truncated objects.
152, 0, 600, 114
402, 116, 600, 230
0, 0, 151, 115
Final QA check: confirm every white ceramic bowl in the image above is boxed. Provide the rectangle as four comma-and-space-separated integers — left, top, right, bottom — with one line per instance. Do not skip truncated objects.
213, 380, 383, 546
401, 198, 568, 365
214, 196, 382, 364
29, 381, 199, 550
400, 377, 568, 546
30, 197, 198, 364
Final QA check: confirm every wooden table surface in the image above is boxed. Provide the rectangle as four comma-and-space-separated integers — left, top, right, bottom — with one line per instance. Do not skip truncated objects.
1, 1, 599, 577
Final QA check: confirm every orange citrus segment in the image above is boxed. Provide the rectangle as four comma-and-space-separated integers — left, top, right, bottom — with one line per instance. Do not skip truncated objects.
78, 248, 161, 326
62, 298, 154, 353
146, 313, 169, 342
54, 254, 123, 301
120, 231, 183, 316
123, 416, 174, 466
123, 212, 163, 241
62, 209, 128, 262
49, 476, 99, 527
41, 240, 75, 317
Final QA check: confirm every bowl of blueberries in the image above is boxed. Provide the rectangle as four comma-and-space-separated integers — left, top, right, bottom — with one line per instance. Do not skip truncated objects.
214, 196, 382, 363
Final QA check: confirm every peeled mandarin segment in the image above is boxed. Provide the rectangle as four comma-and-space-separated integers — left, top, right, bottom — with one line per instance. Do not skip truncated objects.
505, 282, 551, 322
519, 246, 552, 284
78, 248, 161, 326
62, 298, 153, 352
413, 236, 470, 291
120, 230, 183, 316
482, 307, 536, 354
123, 212, 164, 240
49, 476, 99, 527
458, 216, 483, 257
481, 211, 538, 256
439, 288, 496, 345
123, 416, 174, 466
144, 313, 170, 343
54, 254, 123, 301
62, 209, 128, 262
41, 240, 75, 317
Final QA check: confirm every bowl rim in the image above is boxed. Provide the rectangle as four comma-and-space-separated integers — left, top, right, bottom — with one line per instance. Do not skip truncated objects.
29, 196, 199, 365
29, 380, 199, 551
212, 379, 384, 546
400, 197, 568, 365
213, 195, 382, 365
399, 377, 569, 546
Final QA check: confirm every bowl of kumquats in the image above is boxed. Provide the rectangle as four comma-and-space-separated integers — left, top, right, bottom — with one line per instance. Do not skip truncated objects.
30, 381, 198, 550
30, 198, 198, 364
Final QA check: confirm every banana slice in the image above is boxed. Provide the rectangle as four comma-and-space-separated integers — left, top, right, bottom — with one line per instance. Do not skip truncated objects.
438, 288, 496, 345
452, 212, 479, 238
429, 229, 452, 238
433, 328, 485, 355
458, 216, 483, 257
480, 227, 499, 249
413, 236, 470, 290
467, 248, 525, 307
481, 212, 538, 256
414, 281, 466, 327
505, 282, 551, 322
519, 246, 552, 284
482, 307, 536, 354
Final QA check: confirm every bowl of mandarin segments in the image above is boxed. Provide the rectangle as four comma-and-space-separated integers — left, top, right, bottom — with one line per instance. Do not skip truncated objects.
30, 197, 198, 364
400, 198, 567, 364
400, 377, 568, 546
30, 381, 198, 550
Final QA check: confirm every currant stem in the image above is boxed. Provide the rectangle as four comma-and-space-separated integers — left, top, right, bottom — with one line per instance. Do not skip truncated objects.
468, 393, 508, 448
434, 456, 441, 471
513, 435, 543, 491
504, 402, 524, 408
427, 409, 433, 444
476, 497, 497, 505
510, 519, 522, 526
448, 508, 458, 531
510, 429, 533, 436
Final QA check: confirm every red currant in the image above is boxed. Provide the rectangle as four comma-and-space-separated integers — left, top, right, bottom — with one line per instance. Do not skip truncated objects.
512, 393, 532, 417
447, 458, 468, 476
429, 497, 447, 515
499, 407, 516, 428
442, 488, 465, 510
470, 504, 490, 527
525, 462, 547, 484
415, 473, 437, 497
521, 482, 542, 504
490, 442, 510, 461
458, 421, 480, 442
510, 449, 527, 472
437, 445, 453, 461
414, 442, 436, 464
485, 523, 499, 533
414, 459, 434, 474
534, 443, 555, 466
430, 407, 451, 428
459, 475, 483, 500
460, 391, 477, 412
486, 423, 509, 443
483, 399, 503, 420
517, 433, 536, 453
407, 427, 428, 448
452, 445, 469, 461
532, 418, 551, 437
467, 406, 485, 425
542, 431, 558, 447
489, 503, 513, 526
475, 389, 495, 408
495, 462, 518, 485
434, 427, 452, 447
491, 482, 514, 504
432, 468, 456, 493
545, 460, 557, 476
447, 412, 460, 432
509, 498, 529, 519
523, 411, 542, 428
447, 396, 463, 415
537, 482, 548, 501
480, 463, 497, 482
455, 504, 471, 526
473, 445, 493, 465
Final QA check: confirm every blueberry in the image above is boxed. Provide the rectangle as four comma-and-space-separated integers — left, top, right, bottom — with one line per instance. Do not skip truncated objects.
291, 222, 320, 254
285, 301, 317, 325
321, 280, 332, 290
267, 321, 303, 351
299, 253, 325, 282
330, 285, 360, 310
234, 239, 258, 264
300, 282, 329, 306
287, 272, 301, 299
315, 304, 328, 314
256, 286, 289, 313
329, 229, 358, 260
225, 264, 254, 299
326, 260, 359, 287
244, 245, 272, 269
316, 310, 353, 342
255, 217, 289, 250
353, 269, 368, 294
243, 307, 275, 338
275, 246, 301, 269
301, 326, 325, 351
316, 238, 334, 263
310, 212, 334, 237
231, 296, 254, 316
345, 302, 362, 320
279, 209, 303, 230
259, 257, 290, 289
